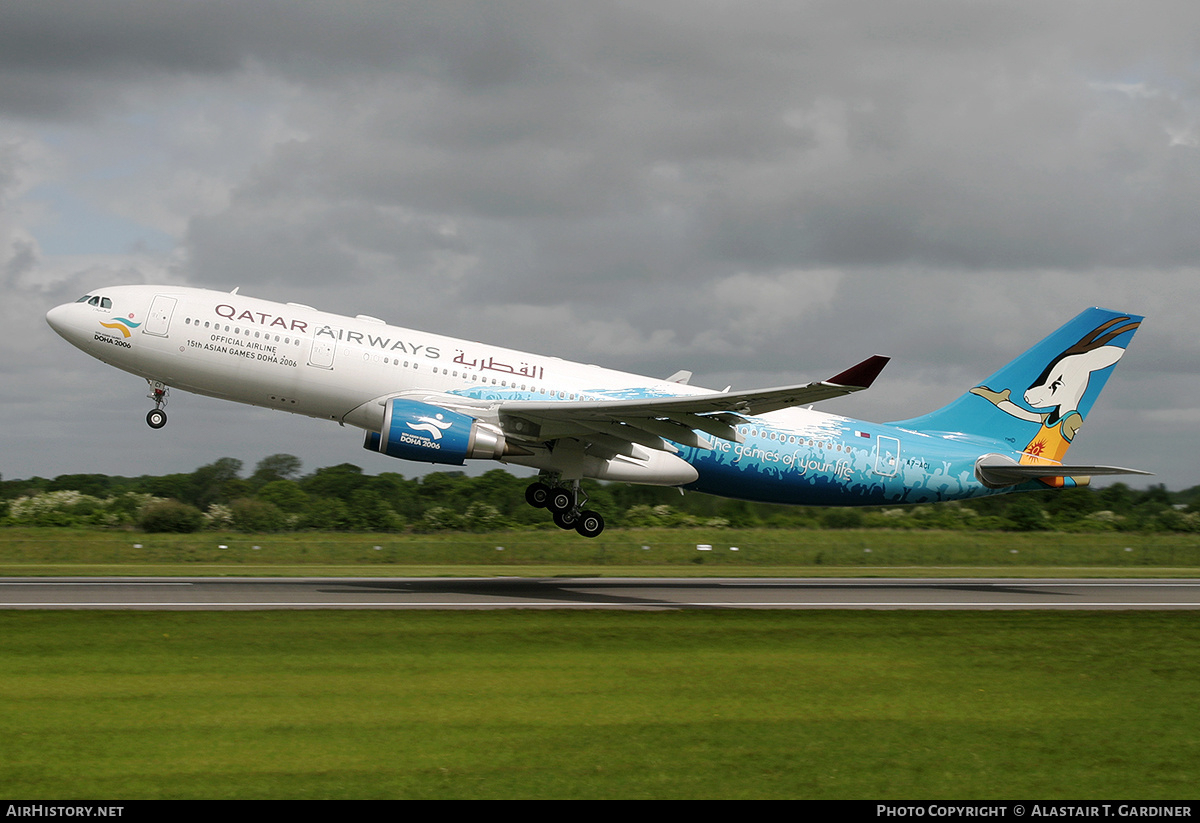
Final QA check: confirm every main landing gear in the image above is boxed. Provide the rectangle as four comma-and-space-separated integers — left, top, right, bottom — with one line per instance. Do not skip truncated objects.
525, 478, 605, 538
146, 381, 169, 429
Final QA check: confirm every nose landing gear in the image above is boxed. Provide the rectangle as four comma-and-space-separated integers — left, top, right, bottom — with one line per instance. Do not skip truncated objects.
525, 477, 605, 538
146, 381, 169, 429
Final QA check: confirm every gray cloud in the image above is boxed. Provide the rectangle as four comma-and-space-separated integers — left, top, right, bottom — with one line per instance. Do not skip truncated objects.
4, 1, 1198, 487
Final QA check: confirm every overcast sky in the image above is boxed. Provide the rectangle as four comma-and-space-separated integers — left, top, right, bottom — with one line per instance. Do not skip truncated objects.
3, 1, 1197, 490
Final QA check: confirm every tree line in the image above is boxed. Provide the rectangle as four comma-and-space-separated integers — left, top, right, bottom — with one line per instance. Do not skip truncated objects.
1, 455, 1197, 534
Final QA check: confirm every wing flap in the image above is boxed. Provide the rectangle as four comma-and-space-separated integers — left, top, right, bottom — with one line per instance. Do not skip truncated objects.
575, 419, 675, 453
617, 415, 714, 450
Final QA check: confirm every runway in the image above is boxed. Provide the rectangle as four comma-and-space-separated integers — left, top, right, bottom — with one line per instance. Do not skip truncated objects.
2, 577, 1200, 610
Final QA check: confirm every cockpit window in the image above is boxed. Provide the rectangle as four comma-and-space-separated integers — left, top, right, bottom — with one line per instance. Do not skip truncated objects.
88, 296, 100, 306
75, 295, 92, 303
100, 298, 111, 309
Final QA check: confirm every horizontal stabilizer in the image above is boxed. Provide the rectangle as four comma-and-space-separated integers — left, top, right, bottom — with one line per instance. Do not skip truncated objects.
975, 455, 1152, 488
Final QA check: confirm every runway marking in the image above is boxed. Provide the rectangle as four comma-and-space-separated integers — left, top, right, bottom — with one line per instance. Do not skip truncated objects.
5, 579, 1200, 609
5, 601, 1200, 609
0, 581, 193, 586
720, 583, 1200, 590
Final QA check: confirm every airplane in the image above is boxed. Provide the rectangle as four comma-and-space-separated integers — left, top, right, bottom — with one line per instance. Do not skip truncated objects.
46, 285, 1151, 537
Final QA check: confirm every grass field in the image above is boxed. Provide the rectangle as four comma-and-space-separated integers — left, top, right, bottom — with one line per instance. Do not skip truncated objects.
2, 527, 1200, 576
2, 609, 1199, 799
3, 528, 1199, 799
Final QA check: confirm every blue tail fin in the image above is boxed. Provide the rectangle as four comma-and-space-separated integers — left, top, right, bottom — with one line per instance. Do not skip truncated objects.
888, 308, 1142, 462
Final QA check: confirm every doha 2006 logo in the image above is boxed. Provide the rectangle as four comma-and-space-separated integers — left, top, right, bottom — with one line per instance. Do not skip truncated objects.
99, 316, 141, 339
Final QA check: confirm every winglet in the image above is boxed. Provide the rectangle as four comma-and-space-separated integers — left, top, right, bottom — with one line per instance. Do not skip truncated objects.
827, 355, 889, 389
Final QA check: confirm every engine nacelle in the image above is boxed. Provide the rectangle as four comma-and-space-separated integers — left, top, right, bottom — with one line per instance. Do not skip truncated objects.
363, 398, 506, 466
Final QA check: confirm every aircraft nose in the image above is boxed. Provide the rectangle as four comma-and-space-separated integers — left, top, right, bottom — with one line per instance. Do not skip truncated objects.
45, 302, 88, 346
45, 303, 72, 337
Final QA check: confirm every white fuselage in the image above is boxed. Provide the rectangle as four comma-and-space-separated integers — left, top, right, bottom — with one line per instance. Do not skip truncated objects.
48, 284, 706, 435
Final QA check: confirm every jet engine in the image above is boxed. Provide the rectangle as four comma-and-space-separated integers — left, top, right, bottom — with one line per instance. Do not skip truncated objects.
363, 398, 507, 466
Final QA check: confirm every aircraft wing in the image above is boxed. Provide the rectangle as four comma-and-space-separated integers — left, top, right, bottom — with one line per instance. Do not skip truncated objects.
496, 355, 889, 454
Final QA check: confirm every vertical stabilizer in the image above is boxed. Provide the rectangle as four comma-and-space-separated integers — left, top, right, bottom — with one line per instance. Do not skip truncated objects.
888, 308, 1142, 473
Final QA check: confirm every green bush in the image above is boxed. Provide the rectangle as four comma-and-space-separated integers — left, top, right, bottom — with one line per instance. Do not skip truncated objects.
139, 500, 206, 533
1003, 497, 1050, 531
298, 497, 353, 531
230, 498, 289, 533
7, 491, 107, 527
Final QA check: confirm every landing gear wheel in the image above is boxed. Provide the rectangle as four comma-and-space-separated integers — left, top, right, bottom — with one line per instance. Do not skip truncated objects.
552, 509, 580, 530
534, 477, 596, 535
525, 482, 551, 509
574, 510, 604, 538
548, 488, 576, 514
145, 381, 169, 429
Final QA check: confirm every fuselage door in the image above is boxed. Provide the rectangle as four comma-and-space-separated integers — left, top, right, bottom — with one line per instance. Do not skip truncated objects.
142, 295, 177, 337
308, 326, 340, 369
874, 435, 901, 477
